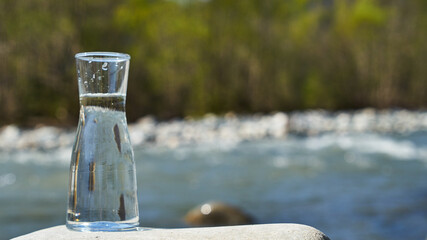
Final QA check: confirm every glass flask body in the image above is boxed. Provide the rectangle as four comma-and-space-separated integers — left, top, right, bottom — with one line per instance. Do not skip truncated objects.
67, 52, 139, 231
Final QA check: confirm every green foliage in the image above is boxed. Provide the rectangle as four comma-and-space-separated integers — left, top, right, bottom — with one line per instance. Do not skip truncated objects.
334, 0, 389, 39
0, 0, 426, 125
115, 0, 210, 118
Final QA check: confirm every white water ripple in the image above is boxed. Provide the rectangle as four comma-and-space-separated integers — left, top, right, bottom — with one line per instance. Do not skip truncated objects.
305, 133, 427, 161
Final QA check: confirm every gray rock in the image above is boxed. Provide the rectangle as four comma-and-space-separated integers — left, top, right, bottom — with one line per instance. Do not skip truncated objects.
13, 224, 330, 240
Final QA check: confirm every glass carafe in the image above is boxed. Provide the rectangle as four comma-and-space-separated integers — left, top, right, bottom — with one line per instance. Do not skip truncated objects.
66, 52, 139, 231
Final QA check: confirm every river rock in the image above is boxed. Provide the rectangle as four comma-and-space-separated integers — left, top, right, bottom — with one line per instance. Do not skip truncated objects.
0, 125, 20, 149
184, 202, 254, 227
1, 109, 426, 151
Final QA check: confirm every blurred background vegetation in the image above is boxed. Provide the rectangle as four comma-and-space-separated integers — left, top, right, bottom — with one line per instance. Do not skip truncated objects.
0, 0, 426, 126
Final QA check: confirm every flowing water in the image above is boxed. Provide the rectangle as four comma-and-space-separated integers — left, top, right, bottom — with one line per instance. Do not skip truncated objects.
1, 131, 427, 239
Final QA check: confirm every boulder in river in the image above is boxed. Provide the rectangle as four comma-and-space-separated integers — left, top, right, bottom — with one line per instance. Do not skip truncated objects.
184, 202, 254, 227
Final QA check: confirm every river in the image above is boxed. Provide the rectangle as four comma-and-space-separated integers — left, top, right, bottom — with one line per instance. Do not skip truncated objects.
1, 110, 427, 239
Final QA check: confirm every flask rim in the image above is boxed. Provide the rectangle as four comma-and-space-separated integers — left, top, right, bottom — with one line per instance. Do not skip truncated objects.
75, 52, 131, 62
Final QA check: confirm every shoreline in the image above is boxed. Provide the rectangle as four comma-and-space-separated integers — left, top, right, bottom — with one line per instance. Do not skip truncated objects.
1, 108, 426, 151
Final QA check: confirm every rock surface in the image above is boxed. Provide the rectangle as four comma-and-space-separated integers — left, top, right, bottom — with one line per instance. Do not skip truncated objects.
13, 224, 330, 240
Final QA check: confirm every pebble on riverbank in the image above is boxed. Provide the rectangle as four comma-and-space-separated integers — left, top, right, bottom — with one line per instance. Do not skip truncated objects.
1, 109, 426, 151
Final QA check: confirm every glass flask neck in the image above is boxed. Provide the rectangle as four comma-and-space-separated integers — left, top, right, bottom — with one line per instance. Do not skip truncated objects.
76, 52, 130, 96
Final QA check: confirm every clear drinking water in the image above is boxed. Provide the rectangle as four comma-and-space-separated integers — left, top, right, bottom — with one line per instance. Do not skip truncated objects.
66, 52, 139, 231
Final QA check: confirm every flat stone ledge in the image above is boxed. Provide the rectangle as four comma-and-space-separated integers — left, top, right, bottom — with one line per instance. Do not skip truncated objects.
13, 224, 330, 240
